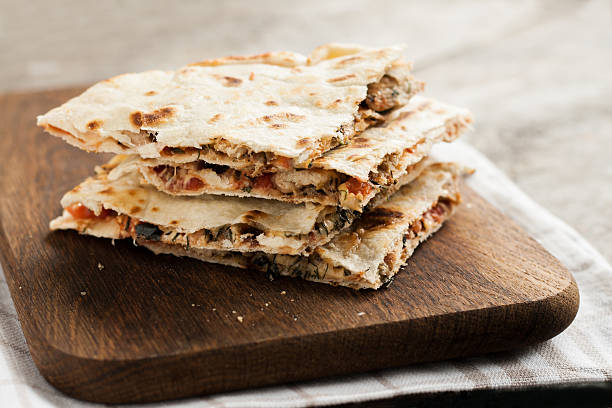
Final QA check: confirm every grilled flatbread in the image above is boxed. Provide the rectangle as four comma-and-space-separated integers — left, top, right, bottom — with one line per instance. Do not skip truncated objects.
49, 154, 429, 256
38, 44, 423, 173
138, 96, 471, 210
51, 162, 465, 289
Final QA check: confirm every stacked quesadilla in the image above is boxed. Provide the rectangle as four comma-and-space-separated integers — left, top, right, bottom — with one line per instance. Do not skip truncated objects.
39, 43, 472, 289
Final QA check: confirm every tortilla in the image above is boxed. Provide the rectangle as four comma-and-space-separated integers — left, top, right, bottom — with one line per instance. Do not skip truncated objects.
49, 154, 429, 255
138, 96, 471, 210
51, 162, 466, 289
37, 44, 423, 172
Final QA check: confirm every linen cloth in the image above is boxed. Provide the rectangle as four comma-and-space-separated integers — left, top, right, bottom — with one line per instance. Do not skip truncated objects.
0, 140, 610, 407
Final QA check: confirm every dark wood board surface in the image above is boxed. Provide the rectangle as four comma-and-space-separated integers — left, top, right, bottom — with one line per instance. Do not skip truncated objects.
0, 88, 579, 404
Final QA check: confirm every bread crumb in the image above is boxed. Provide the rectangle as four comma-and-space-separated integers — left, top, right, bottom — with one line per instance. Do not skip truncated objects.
280, 291, 286, 295
191, 304, 195, 307
237, 316, 244, 323
264, 302, 270, 307
80, 291, 86, 296
290, 298, 295, 302
97, 262, 104, 270
232, 310, 237, 314
357, 312, 366, 316
212, 308, 217, 312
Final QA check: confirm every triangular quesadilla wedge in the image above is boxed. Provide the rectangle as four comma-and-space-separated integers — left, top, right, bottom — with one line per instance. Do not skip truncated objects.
38, 44, 424, 173
140, 163, 466, 289
138, 96, 471, 211
49, 154, 430, 256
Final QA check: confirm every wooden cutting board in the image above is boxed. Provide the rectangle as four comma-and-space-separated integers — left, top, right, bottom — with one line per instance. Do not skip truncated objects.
0, 88, 578, 404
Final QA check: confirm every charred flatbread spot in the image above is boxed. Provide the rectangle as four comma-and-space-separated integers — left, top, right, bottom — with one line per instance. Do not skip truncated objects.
170, 220, 179, 225
327, 73, 357, 83
249, 72, 255, 81
130, 107, 175, 128
218, 76, 243, 87
208, 113, 222, 124
71, 186, 81, 193
151, 206, 159, 212
137, 198, 145, 204
393, 102, 432, 122
127, 190, 137, 197
297, 137, 310, 147
130, 112, 143, 127
334, 55, 362, 68
261, 112, 306, 123
269, 123, 288, 129
100, 187, 113, 194
130, 206, 142, 213
144, 90, 157, 96
327, 98, 343, 109
86, 120, 102, 130
265, 100, 278, 106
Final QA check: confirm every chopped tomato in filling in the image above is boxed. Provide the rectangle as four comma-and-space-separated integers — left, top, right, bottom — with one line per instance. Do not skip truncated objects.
253, 173, 274, 190
66, 203, 115, 220
345, 178, 373, 197
185, 177, 205, 190
427, 202, 447, 223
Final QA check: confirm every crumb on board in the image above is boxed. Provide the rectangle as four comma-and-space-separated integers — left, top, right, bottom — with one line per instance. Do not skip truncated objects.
281, 291, 286, 295
232, 310, 237, 314
357, 312, 366, 316
290, 298, 295, 302
265, 302, 270, 307
80, 291, 87, 296
97, 262, 104, 270
237, 316, 244, 323
212, 308, 216, 312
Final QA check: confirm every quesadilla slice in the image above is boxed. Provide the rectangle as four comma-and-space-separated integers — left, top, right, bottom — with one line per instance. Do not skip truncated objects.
144, 163, 466, 289
51, 162, 465, 289
49, 154, 429, 256
38, 44, 424, 173
138, 96, 471, 210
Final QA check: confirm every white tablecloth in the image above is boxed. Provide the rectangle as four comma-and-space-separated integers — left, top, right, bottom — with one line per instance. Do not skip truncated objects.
1, 141, 610, 407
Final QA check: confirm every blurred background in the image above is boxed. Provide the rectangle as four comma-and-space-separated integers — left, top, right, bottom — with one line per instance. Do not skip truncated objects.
2, 0, 611, 262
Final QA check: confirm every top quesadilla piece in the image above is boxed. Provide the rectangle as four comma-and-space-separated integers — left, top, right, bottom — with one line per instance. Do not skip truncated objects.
37, 44, 423, 172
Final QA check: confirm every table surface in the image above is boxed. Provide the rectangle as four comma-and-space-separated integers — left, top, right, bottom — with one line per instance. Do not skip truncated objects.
1, 0, 611, 405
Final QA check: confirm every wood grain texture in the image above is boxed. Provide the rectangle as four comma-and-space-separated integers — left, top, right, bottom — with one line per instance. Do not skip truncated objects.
0, 88, 579, 404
